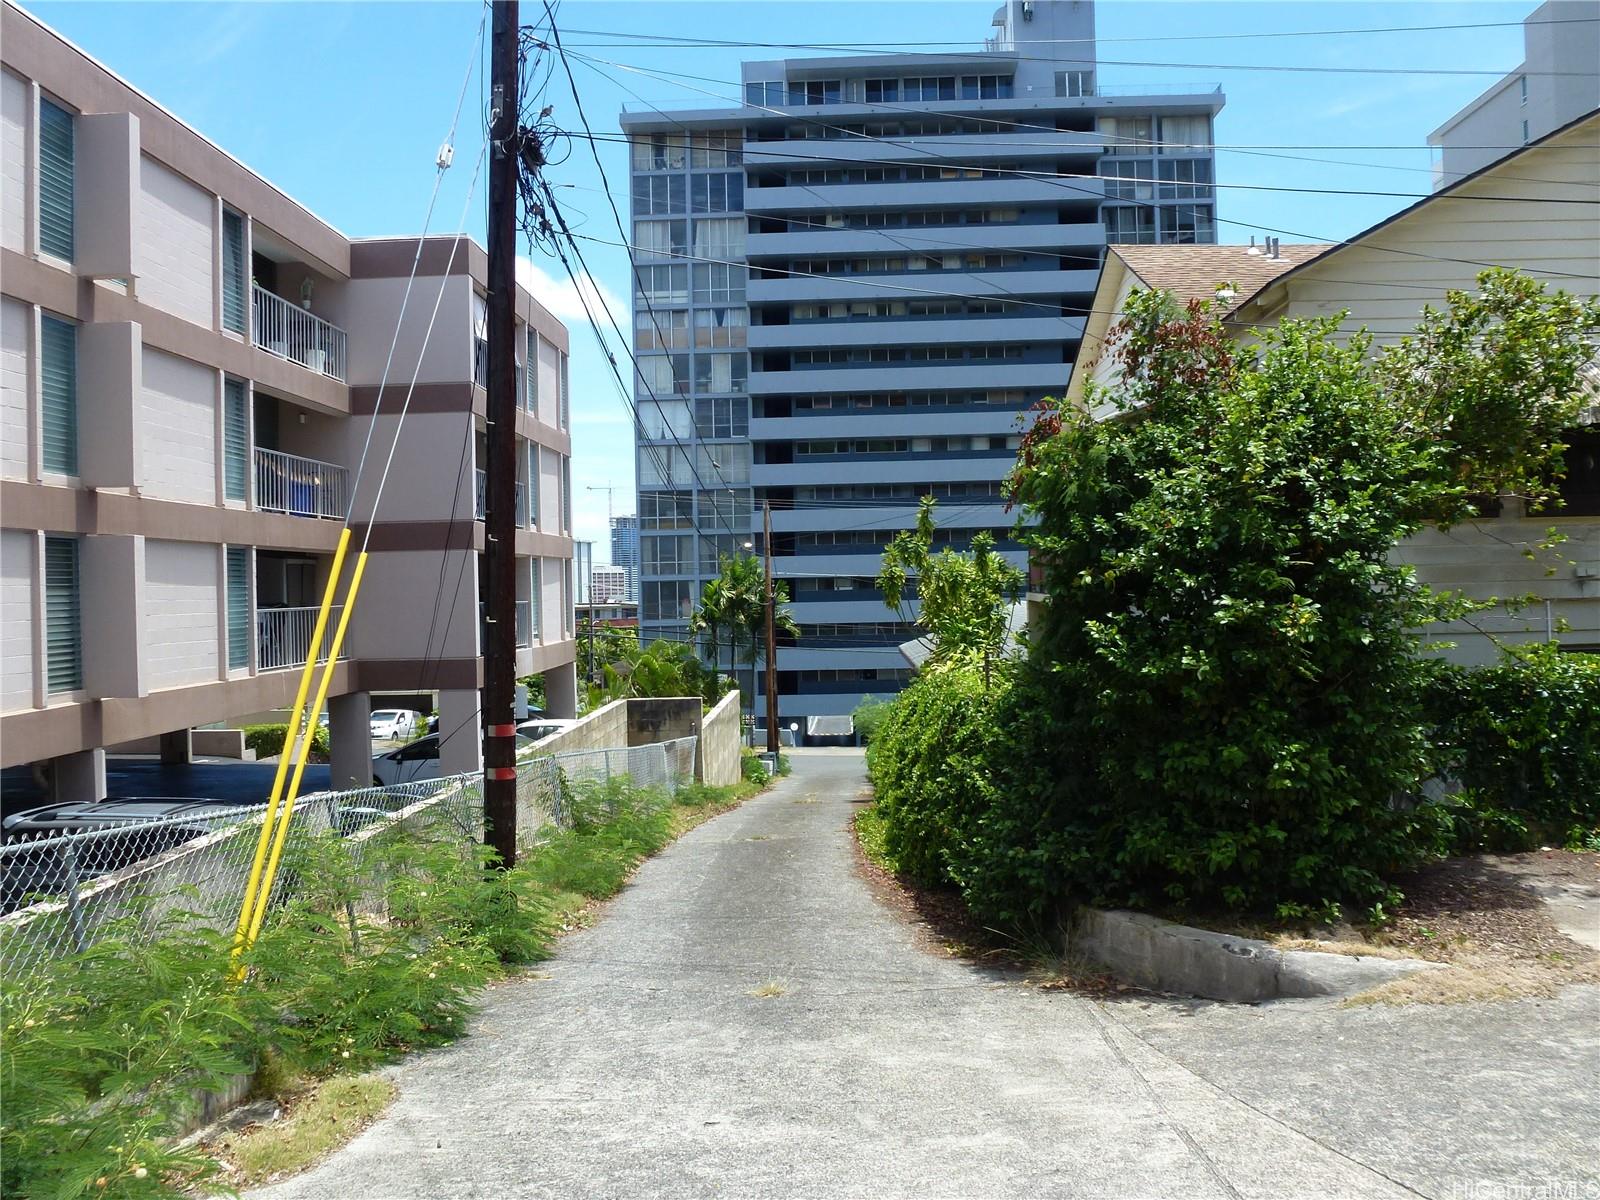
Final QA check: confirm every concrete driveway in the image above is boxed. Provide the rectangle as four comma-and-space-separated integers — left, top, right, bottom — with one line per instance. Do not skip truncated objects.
252, 750, 1600, 1200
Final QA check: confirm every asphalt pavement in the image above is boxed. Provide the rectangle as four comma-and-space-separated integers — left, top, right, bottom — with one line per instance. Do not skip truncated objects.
0, 758, 332, 817
250, 749, 1600, 1200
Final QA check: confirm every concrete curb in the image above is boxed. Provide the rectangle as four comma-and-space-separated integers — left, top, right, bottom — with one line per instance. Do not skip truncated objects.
1064, 907, 1440, 1003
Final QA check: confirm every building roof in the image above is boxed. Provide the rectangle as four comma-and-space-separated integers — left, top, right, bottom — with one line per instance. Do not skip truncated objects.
1110, 243, 1333, 310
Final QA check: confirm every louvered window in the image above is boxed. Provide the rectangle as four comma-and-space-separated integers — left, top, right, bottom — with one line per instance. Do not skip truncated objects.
38, 99, 74, 261
223, 378, 249, 500
525, 330, 538, 411
559, 352, 570, 429
40, 315, 77, 475
226, 546, 251, 670
222, 210, 247, 333
44, 536, 82, 693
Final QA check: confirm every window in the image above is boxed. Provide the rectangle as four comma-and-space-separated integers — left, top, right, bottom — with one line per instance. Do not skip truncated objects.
694, 352, 747, 394
634, 219, 687, 259
226, 546, 251, 671
636, 353, 690, 396
559, 353, 569, 429
699, 534, 739, 574
640, 490, 693, 530
642, 534, 693, 574
864, 78, 899, 102
1101, 160, 1155, 201
693, 306, 747, 348
695, 396, 749, 439
643, 579, 693, 620
1159, 114, 1211, 153
632, 174, 686, 216
903, 77, 956, 101
692, 262, 745, 305
639, 398, 692, 441
639, 445, 691, 487
698, 441, 751, 484
1522, 119, 1530, 144
38, 99, 74, 261
691, 173, 743, 214
699, 489, 752, 531
635, 264, 689, 305
958, 75, 1013, 99
692, 216, 744, 260
787, 80, 841, 106
743, 81, 786, 107
1100, 115, 1153, 155
1162, 204, 1215, 244
1104, 205, 1155, 245
223, 378, 248, 501
40, 315, 77, 476
1055, 70, 1093, 97
631, 133, 687, 171
636, 308, 689, 351
525, 330, 540, 411
221, 210, 247, 333
1519, 74, 1528, 105
561, 457, 571, 532
44, 535, 81, 693
691, 130, 743, 168
1157, 158, 1212, 199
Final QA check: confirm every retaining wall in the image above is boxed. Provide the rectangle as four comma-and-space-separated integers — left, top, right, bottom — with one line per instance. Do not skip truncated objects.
699, 690, 743, 787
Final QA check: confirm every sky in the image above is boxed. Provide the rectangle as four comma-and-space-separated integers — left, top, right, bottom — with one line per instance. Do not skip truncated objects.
26, 0, 1546, 555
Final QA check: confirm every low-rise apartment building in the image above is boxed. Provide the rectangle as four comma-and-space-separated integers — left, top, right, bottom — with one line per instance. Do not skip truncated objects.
0, 1, 577, 799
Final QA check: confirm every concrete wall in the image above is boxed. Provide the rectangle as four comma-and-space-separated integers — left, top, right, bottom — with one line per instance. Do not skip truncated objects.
0, 295, 26, 479
0, 68, 25, 254
626, 697, 701, 748
138, 347, 214, 504
142, 539, 218, 690
529, 698, 628, 757
0, 529, 34, 710
135, 155, 214, 328
699, 688, 742, 787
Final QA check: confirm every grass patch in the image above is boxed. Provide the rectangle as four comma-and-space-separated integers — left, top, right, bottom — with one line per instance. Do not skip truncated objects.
1343, 947, 1600, 1007
211, 1074, 395, 1188
854, 803, 894, 873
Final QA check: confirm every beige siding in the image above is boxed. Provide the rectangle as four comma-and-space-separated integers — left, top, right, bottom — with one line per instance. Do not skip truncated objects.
536, 443, 561, 536
135, 155, 214, 328
539, 553, 562, 645
139, 347, 215, 504
142, 539, 218, 690
0, 295, 29, 479
535, 333, 560, 428
0, 529, 35, 710
0, 69, 26, 254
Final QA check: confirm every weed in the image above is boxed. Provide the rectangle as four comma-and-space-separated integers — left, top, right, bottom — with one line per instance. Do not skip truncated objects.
749, 981, 787, 999
212, 1074, 395, 1187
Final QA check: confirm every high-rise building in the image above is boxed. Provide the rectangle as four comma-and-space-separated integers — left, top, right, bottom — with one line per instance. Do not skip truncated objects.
1, 1, 578, 798
590, 565, 630, 606
1428, 1, 1600, 189
609, 513, 640, 601
621, 0, 1222, 724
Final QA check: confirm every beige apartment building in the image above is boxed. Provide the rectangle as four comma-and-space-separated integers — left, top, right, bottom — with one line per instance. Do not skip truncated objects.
0, 1, 578, 799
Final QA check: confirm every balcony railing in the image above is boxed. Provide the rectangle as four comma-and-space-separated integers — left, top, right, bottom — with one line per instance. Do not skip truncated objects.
256, 448, 350, 519
257, 605, 344, 672
475, 469, 527, 524
253, 284, 348, 382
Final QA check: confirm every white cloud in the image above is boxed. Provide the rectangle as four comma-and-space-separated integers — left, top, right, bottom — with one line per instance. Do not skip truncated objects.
516, 257, 626, 327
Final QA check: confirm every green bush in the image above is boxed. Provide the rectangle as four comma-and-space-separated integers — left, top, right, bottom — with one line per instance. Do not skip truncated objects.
851, 696, 892, 745
740, 750, 770, 786
242, 723, 329, 763
1423, 644, 1600, 850
865, 658, 1002, 888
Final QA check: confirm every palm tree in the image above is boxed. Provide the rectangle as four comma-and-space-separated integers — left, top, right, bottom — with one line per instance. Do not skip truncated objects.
721, 554, 799, 726
689, 573, 731, 703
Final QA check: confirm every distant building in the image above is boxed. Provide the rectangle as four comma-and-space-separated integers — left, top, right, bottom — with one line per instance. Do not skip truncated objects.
1428, 0, 1600, 188
1066, 113, 1600, 663
621, 0, 1224, 723
591, 564, 630, 605
609, 513, 639, 601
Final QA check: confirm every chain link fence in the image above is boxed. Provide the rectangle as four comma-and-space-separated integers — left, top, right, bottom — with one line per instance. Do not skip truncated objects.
0, 737, 697, 980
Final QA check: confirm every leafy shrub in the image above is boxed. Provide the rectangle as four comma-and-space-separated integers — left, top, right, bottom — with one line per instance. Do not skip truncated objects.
865, 658, 1002, 888
740, 750, 770, 786
242, 723, 330, 763
1423, 644, 1600, 850
851, 697, 892, 745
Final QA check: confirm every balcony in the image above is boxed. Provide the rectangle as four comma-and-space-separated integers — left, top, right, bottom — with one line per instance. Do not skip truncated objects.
253, 284, 348, 382
257, 605, 344, 672
255, 448, 350, 519
475, 469, 528, 525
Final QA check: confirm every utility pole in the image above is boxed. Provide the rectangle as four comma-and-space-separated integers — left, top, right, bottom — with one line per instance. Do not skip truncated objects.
763, 500, 779, 756
482, 0, 519, 868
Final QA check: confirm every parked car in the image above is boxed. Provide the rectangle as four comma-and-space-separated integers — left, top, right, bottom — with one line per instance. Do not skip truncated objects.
425, 708, 546, 735
1, 798, 234, 915
370, 709, 423, 741
371, 735, 442, 786
516, 718, 575, 744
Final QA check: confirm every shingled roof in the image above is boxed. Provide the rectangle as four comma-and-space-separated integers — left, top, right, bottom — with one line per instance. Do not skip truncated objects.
1111, 243, 1334, 311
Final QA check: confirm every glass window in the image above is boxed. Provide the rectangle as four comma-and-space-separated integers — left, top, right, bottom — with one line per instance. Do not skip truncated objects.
640, 490, 693, 530
692, 263, 745, 304
1162, 204, 1215, 244
222, 210, 247, 333
1105, 205, 1156, 245
1158, 114, 1211, 153
637, 353, 690, 397
1101, 159, 1154, 201
1158, 158, 1212, 199
38, 99, 74, 261
699, 534, 739, 575
40, 314, 77, 476
693, 352, 747, 394
693, 306, 747, 348
639, 398, 692, 441
44, 535, 81, 692
634, 264, 689, 305
643, 580, 694, 620
634, 219, 687, 259
691, 173, 743, 214
223, 378, 248, 501
694, 396, 749, 439
691, 130, 743, 168
639, 444, 691, 487
692, 217, 744, 261
636, 308, 689, 351
631, 133, 687, 171
226, 546, 251, 670
1101, 116, 1153, 155
642, 534, 694, 574
698, 488, 752, 532
631, 174, 686, 216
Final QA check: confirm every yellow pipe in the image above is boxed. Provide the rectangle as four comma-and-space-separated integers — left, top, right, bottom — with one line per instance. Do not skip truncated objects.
242, 550, 370, 952
231, 526, 351, 962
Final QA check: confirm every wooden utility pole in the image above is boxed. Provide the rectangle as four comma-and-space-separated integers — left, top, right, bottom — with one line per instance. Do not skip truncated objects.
482, 0, 519, 867
763, 500, 779, 756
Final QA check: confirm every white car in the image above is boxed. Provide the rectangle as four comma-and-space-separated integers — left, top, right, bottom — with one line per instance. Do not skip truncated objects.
370, 709, 422, 741
372, 724, 569, 786
515, 718, 575, 744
